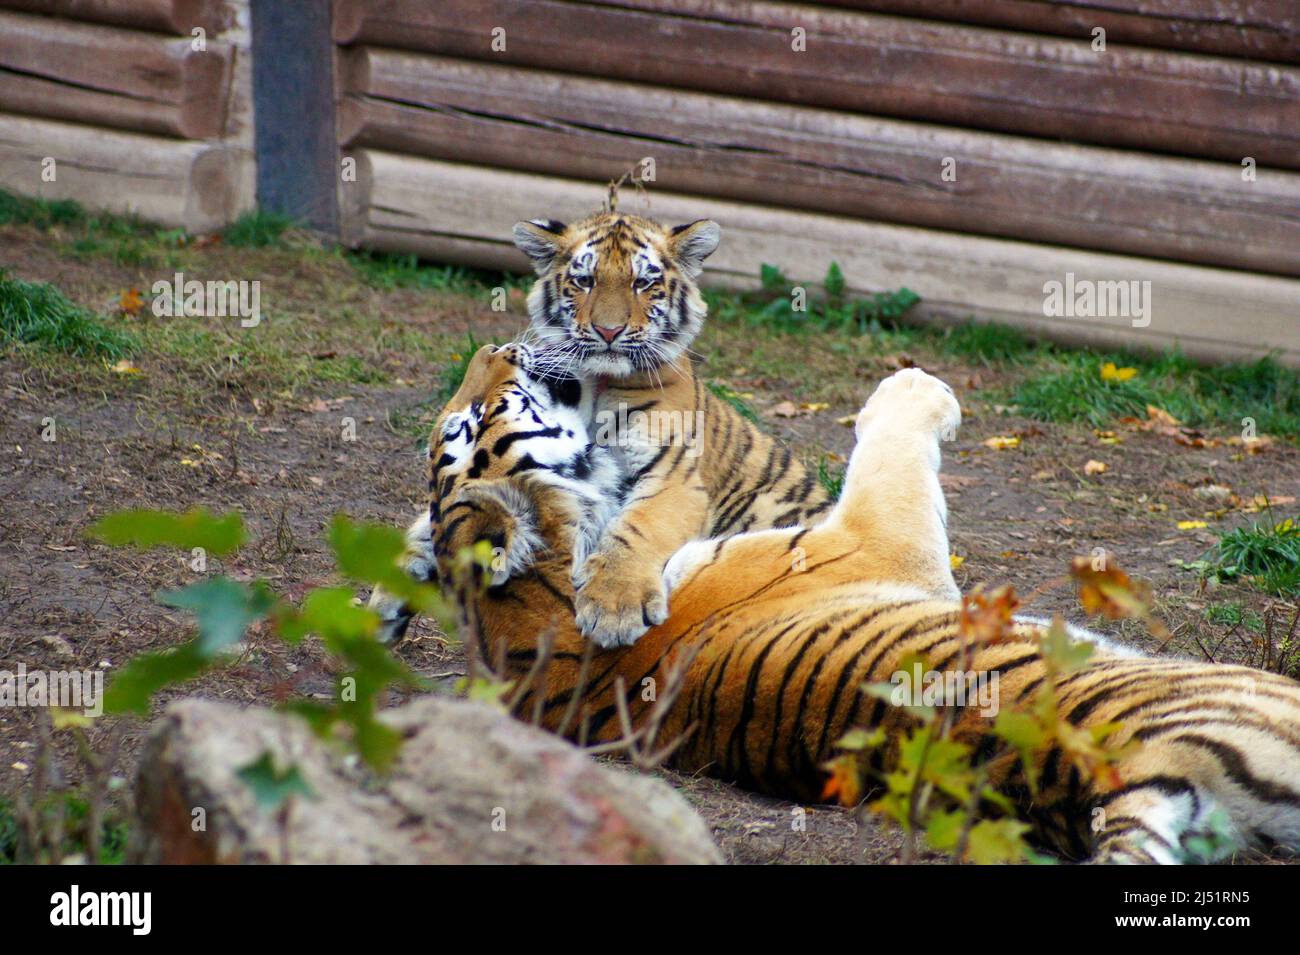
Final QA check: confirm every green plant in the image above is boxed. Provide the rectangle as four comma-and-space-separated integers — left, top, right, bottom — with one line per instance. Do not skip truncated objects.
707, 380, 760, 424
87, 508, 453, 771
817, 457, 845, 501
0, 189, 85, 228
1013, 351, 1300, 436
940, 322, 1033, 364
826, 561, 1157, 864
1209, 516, 1300, 597
0, 794, 129, 865
1204, 602, 1265, 633
749, 262, 920, 334
0, 270, 137, 359
223, 210, 295, 248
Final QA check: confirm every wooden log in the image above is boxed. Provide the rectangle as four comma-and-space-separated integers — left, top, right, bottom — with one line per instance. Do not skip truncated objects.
0, 11, 233, 139
332, 0, 1300, 168
0, 0, 232, 35
339, 151, 1300, 367
0, 112, 254, 231
339, 51, 1300, 277
816, 1, 1300, 64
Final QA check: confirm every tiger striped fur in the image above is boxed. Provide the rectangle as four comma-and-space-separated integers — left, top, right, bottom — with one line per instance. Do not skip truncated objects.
378, 343, 1300, 864
510, 213, 832, 646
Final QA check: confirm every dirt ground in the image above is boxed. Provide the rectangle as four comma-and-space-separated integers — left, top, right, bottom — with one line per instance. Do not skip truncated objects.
2, 224, 1297, 864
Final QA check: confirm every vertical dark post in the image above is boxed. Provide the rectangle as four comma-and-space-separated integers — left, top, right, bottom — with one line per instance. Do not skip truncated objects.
250, 0, 339, 233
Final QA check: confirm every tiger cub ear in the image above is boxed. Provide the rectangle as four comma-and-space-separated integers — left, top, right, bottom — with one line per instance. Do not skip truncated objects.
512, 219, 568, 274
667, 219, 721, 278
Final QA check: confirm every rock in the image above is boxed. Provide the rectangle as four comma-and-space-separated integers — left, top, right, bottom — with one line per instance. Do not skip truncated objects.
131, 696, 722, 865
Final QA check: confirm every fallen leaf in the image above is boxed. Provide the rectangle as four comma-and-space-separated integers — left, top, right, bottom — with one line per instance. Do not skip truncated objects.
1177, 520, 1209, 530
835, 414, 856, 427
118, 287, 144, 316
949, 554, 966, 570
111, 360, 142, 376
768, 401, 798, 418
800, 402, 830, 413
982, 436, 1021, 450
1084, 459, 1108, 476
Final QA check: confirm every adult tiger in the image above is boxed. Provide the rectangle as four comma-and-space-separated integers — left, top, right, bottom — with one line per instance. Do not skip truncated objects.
389, 342, 1300, 864
508, 212, 832, 647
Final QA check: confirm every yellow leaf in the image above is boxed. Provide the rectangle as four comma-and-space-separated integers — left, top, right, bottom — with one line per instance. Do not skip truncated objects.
836, 414, 857, 427
118, 287, 144, 316
51, 707, 94, 730
1177, 520, 1208, 530
179, 458, 200, 467
111, 360, 142, 376
1084, 459, 1108, 475
1100, 362, 1138, 382
800, 402, 830, 413
949, 554, 965, 570
982, 435, 1021, 450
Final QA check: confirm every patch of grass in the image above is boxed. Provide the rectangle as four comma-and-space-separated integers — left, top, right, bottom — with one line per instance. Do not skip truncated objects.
707, 380, 760, 424
1012, 351, 1300, 436
439, 334, 479, 403
348, 250, 526, 300
1204, 602, 1266, 634
818, 457, 845, 501
0, 270, 137, 358
707, 262, 920, 337
223, 210, 295, 248
0, 189, 85, 228
1211, 516, 1300, 597
0, 795, 129, 865
0, 188, 179, 266
939, 321, 1034, 364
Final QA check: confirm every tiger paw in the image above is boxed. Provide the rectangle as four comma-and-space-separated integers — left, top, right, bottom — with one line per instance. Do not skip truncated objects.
856, 368, 961, 442
573, 552, 669, 648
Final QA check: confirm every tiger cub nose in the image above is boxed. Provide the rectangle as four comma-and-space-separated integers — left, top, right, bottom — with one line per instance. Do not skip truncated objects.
593, 324, 626, 344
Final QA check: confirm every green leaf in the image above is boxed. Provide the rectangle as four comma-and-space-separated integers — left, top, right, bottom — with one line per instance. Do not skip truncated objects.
925, 808, 966, 852
158, 578, 276, 656
329, 515, 408, 587
236, 751, 315, 811
88, 508, 245, 556
965, 818, 1031, 865
329, 515, 448, 615
1040, 618, 1095, 673
103, 641, 209, 715
277, 586, 378, 645
837, 727, 885, 752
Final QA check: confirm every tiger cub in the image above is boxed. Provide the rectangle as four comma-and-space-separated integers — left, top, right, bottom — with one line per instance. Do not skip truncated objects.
511, 213, 831, 647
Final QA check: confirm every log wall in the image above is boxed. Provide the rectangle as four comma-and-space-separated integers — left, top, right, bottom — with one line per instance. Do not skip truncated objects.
1, 1, 1295, 363
331, 0, 1299, 364
0, 0, 253, 229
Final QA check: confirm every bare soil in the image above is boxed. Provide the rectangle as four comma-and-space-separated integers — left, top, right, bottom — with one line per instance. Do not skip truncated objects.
2, 227, 1297, 864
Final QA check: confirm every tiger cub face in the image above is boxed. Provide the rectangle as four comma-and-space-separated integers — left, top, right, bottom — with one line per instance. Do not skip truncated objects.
512, 213, 721, 378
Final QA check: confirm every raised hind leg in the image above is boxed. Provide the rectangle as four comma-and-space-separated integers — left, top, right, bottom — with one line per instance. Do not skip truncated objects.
663, 368, 962, 601
823, 367, 962, 599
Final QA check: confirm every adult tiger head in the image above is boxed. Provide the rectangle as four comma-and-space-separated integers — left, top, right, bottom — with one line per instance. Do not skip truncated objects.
512, 213, 721, 378
426, 342, 621, 594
